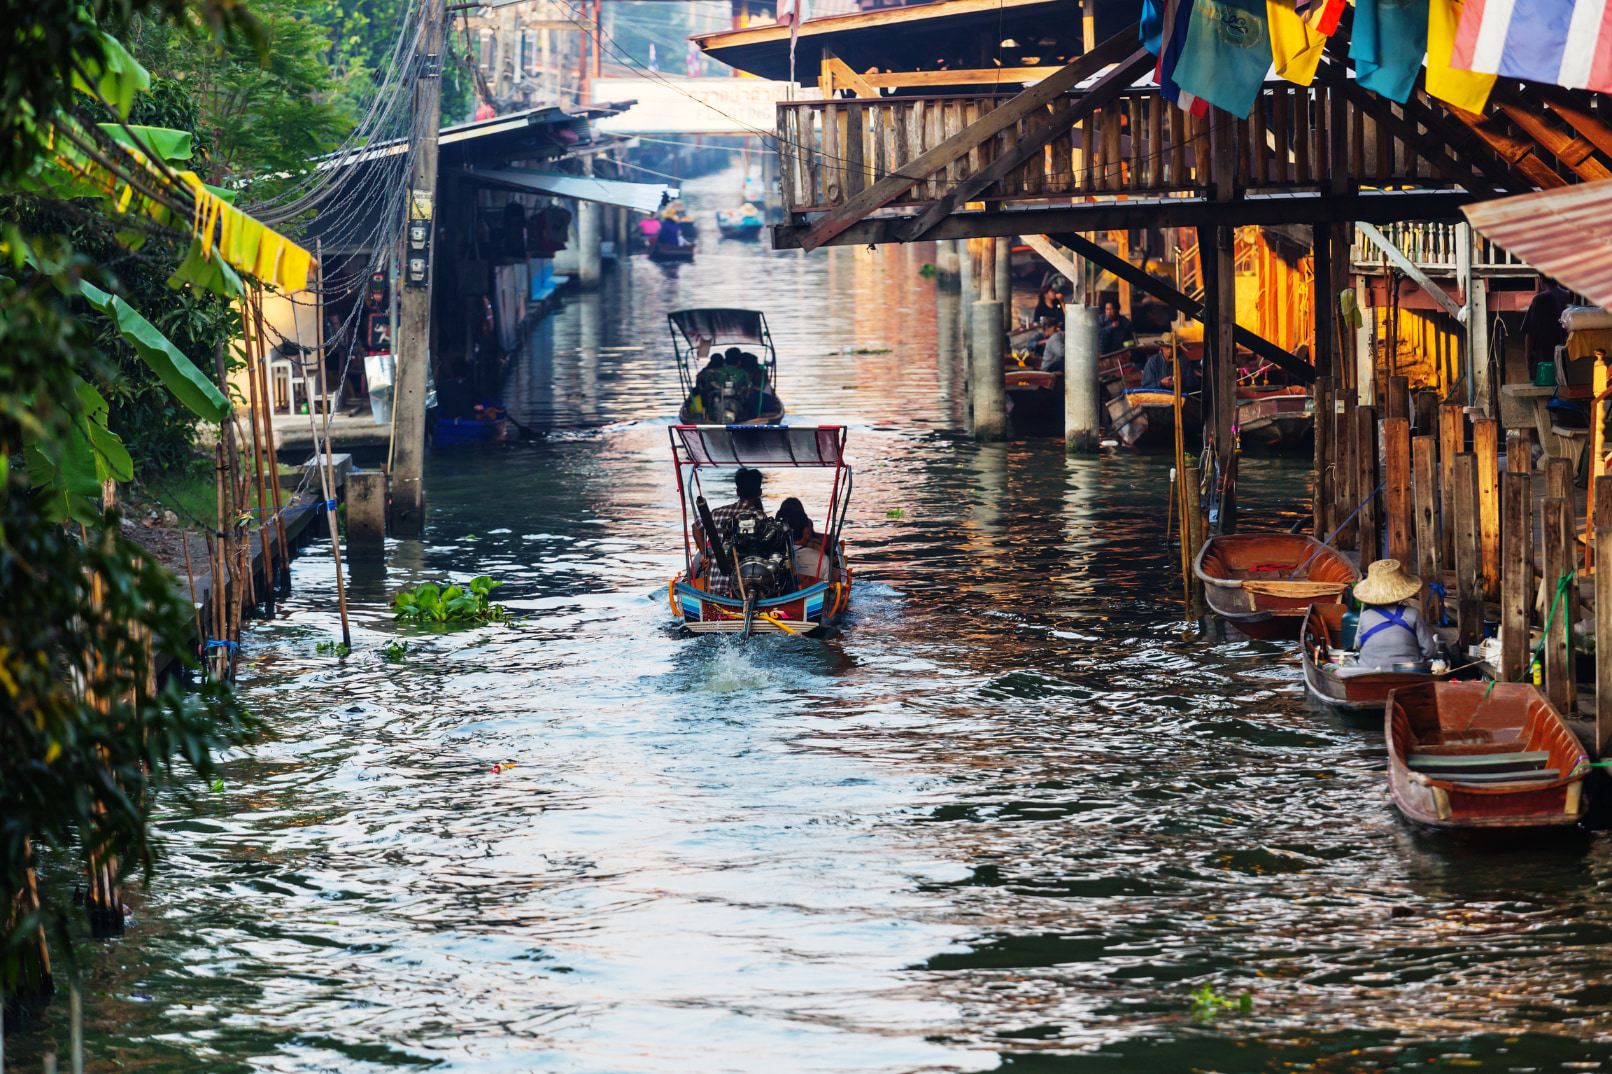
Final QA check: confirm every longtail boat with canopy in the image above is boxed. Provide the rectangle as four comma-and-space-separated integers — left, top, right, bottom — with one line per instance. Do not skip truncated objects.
670, 308, 785, 425
1301, 603, 1454, 717
669, 424, 853, 637
1195, 533, 1359, 640
1386, 681, 1589, 836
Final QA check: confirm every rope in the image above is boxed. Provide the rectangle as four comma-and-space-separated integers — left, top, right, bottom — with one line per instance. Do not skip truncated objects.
1287, 478, 1388, 581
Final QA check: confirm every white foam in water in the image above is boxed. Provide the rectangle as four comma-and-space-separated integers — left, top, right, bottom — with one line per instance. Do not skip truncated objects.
694, 638, 779, 693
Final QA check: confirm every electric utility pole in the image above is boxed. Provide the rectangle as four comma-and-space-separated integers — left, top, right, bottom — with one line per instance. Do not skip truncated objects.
392, 0, 445, 537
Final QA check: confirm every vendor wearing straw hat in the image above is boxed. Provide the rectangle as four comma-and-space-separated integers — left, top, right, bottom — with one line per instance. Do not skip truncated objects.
1353, 559, 1440, 669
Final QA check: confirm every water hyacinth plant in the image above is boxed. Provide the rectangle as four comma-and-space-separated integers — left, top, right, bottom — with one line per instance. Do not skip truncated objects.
392, 577, 506, 625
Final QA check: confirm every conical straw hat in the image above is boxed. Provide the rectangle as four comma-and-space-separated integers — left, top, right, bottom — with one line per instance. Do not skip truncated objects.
1352, 558, 1421, 605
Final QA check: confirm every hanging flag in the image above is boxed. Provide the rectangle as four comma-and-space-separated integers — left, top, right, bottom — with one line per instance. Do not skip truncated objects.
1427, 0, 1496, 111
776, 0, 812, 88
1350, 0, 1430, 101
1304, 0, 1347, 33
1171, 0, 1275, 118
1450, 0, 1612, 92
1142, 0, 1166, 54
1267, 0, 1328, 85
1157, 0, 1210, 115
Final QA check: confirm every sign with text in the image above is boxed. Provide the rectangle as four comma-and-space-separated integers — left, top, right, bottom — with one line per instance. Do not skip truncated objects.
592, 76, 814, 135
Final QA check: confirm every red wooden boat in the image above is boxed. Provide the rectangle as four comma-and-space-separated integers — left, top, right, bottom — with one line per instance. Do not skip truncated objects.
1195, 533, 1358, 639
1386, 681, 1589, 834
1236, 385, 1313, 452
1300, 603, 1453, 717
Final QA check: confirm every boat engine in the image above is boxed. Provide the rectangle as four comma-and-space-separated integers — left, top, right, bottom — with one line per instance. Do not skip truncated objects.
725, 514, 794, 634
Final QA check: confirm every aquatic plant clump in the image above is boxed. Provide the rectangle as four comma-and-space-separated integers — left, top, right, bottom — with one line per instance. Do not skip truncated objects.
392, 577, 506, 625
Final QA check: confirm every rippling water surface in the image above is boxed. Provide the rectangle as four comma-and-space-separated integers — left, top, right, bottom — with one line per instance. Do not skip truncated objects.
16, 169, 1612, 1072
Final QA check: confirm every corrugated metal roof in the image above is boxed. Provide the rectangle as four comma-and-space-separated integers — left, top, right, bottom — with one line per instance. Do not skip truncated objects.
1462, 179, 1612, 310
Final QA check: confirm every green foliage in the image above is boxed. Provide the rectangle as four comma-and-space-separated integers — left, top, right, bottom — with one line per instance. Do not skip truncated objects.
314, 640, 351, 656
393, 577, 506, 625
1189, 985, 1252, 1017
382, 639, 408, 662
130, 0, 353, 192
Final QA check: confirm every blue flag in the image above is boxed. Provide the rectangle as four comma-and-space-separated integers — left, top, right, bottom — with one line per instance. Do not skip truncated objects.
1171, 0, 1275, 118
1351, 0, 1430, 102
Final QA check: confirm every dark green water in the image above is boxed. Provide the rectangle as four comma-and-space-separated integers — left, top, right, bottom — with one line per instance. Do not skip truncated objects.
11, 169, 1612, 1072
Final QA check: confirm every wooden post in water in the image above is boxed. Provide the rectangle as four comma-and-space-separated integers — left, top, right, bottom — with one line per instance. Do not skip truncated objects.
1546, 456, 1574, 510
1439, 403, 1464, 564
1184, 464, 1205, 606
1384, 417, 1413, 564
1501, 471, 1533, 682
1313, 375, 1334, 538
1507, 429, 1532, 476
1474, 418, 1500, 601
1414, 435, 1441, 623
1336, 387, 1357, 548
1596, 475, 1612, 756
1453, 452, 1483, 650
1386, 375, 1410, 422
1543, 496, 1574, 711
1356, 405, 1380, 564
1413, 389, 1438, 437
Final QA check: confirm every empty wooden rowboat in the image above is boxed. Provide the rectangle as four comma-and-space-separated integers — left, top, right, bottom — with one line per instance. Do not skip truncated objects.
1300, 603, 1454, 717
1385, 681, 1589, 835
1195, 533, 1359, 640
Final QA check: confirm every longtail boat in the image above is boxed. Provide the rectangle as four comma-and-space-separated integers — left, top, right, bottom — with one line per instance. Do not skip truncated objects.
1237, 385, 1314, 452
1301, 603, 1453, 716
671, 309, 785, 425
1385, 681, 1589, 835
669, 424, 853, 637
1195, 533, 1358, 639
1104, 389, 1202, 448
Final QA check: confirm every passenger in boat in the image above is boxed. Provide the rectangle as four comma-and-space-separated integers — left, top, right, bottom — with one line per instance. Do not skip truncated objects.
1098, 300, 1134, 357
696, 467, 767, 594
1140, 349, 1200, 392
778, 497, 829, 582
1032, 283, 1065, 326
1352, 559, 1439, 669
1038, 316, 1065, 373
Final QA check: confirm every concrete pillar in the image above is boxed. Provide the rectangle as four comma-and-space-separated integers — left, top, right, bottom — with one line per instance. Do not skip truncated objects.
1065, 305, 1100, 453
937, 282, 962, 425
347, 471, 387, 559
995, 236, 1012, 330
959, 239, 975, 365
935, 238, 960, 281
577, 199, 601, 287
970, 301, 1007, 441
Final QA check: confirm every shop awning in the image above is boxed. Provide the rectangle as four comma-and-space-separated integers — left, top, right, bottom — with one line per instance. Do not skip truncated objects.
459, 167, 672, 213
1463, 179, 1612, 311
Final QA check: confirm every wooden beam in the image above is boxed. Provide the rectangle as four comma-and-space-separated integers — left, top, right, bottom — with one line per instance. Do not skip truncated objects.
1356, 222, 1465, 321
1441, 104, 1569, 190
1333, 77, 1499, 199
772, 189, 1477, 248
820, 50, 876, 99
1495, 100, 1612, 181
897, 49, 1153, 242
861, 67, 1072, 89
1052, 230, 1315, 383
791, 25, 1139, 252
1541, 92, 1612, 160
1021, 234, 1081, 287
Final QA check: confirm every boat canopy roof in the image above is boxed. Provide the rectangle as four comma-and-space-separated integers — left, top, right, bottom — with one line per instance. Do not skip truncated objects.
674, 425, 846, 468
669, 308, 767, 346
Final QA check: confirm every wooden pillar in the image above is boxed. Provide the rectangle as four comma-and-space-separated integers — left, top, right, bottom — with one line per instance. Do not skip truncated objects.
347, 471, 388, 559
1414, 389, 1438, 438
1356, 405, 1380, 564
1595, 475, 1612, 756
1507, 428, 1532, 476
1439, 403, 1464, 564
1453, 452, 1482, 650
1474, 417, 1500, 601
1201, 223, 1238, 531
1313, 224, 1334, 381
1501, 470, 1533, 682
1337, 387, 1358, 548
1386, 375, 1410, 422
1313, 376, 1335, 538
1547, 456, 1574, 506
1591, 357, 1608, 573
1543, 496, 1575, 711
1414, 435, 1442, 624
1384, 417, 1413, 565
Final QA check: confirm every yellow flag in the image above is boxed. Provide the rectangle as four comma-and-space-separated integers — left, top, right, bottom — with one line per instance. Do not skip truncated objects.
1426, 0, 1493, 112
277, 243, 312, 293
1267, 0, 1327, 86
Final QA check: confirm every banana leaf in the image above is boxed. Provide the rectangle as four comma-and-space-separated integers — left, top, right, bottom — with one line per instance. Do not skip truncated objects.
78, 279, 230, 422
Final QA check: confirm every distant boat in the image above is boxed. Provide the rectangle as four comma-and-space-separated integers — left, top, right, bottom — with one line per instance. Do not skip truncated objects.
1237, 385, 1314, 452
1386, 681, 1589, 836
716, 205, 765, 241
669, 308, 785, 425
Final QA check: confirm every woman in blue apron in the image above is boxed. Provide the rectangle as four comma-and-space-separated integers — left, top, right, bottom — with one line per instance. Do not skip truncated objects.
1353, 559, 1440, 670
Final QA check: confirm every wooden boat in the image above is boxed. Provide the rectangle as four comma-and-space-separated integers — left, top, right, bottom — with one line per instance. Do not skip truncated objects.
1386, 681, 1589, 834
1301, 603, 1454, 715
670, 309, 785, 425
716, 207, 765, 240
1237, 385, 1313, 451
669, 425, 853, 636
649, 242, 695, 263
1105, 388, 1202, 448
1195, 533, 1359, 639
1004, 368, 1061, 436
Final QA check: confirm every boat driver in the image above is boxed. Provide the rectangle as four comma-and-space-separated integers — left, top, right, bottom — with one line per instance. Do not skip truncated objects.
696, 467, 767, 594
1352, 559, 1439, 670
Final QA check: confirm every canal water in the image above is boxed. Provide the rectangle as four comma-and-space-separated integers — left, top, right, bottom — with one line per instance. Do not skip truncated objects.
17, 169, 1612, 1072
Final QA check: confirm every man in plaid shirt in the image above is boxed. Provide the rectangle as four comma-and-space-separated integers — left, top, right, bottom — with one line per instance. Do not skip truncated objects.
695, 467, 766, 596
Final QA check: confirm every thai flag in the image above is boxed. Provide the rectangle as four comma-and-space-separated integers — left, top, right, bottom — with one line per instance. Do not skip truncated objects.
1451, 0, 1612, 92
1157, 0, 1210, 116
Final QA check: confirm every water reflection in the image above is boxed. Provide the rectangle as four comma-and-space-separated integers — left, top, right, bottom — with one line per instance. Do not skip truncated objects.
11, 167, 1612, 1073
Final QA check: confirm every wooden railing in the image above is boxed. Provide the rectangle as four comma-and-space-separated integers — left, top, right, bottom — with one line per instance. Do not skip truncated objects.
777, 83, 1489, 215
1351, 222, 1528, 274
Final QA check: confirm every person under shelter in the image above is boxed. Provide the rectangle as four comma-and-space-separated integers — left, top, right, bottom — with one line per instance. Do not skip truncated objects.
1352, 559, 1439, 669
695, 467, 767, 595
777, 497, 830, 581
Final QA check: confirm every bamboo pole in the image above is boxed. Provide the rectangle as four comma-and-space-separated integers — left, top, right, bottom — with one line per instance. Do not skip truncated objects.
1501, 470, 1533, 682
293, 304, 352, 650
253, 289, 291, 575
1174, 334, 1191, 600
317, 331, 353, 649
243, 293, 275, 609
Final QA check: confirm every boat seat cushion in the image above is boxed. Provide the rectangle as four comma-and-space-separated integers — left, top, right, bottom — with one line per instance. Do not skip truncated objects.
1407, 750, 1550, 774
1432, 768, 1562, 785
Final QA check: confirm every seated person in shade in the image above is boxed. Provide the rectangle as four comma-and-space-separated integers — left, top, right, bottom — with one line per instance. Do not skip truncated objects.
1140, 350, 1201, 392
1038, 316, 1065, 373
777, 497, 829, 581
1352, 559, 1439, 669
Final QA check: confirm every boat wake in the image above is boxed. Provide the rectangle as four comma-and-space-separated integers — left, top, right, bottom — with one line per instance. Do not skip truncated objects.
689, 638, 780, 693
